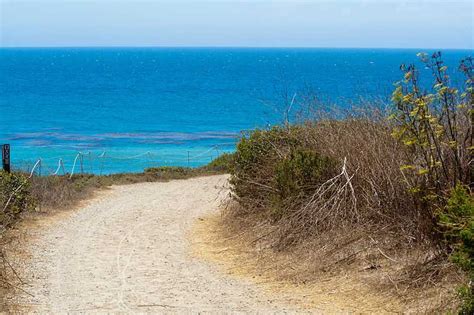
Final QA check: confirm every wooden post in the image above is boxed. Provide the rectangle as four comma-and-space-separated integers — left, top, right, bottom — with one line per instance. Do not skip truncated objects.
187, 151, 190, 167
2, 144, 11, 173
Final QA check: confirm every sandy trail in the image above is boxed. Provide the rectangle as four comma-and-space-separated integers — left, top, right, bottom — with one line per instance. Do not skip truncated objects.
14, 175, 312, 313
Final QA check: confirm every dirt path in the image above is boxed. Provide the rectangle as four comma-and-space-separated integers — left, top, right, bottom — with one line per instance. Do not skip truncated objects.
13, 175, 316, 313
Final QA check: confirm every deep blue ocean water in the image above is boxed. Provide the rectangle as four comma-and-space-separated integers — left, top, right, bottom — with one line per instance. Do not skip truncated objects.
0, 48, 471, 174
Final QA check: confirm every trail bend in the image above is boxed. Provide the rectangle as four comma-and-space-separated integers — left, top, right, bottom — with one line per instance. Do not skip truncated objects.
14, 175, 314, 314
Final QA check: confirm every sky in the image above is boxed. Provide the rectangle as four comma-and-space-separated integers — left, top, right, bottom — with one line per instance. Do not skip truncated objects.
0, 0, 473, 49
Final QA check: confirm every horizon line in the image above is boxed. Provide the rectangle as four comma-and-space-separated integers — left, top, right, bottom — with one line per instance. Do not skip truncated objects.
0, 45, 472, 51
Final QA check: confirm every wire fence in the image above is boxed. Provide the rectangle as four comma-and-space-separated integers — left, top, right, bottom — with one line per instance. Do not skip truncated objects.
11, 144, 233, 177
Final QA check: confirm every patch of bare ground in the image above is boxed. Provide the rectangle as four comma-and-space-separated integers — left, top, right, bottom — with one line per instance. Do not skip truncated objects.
191, 205, 463, 314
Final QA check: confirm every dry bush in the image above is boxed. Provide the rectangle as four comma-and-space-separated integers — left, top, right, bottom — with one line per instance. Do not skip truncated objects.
281, 112, 423, 244
229, 110, 427, 249
0, 171, 35, 312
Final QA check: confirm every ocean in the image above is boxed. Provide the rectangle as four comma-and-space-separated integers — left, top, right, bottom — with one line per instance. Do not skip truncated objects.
0, 48, 470, 174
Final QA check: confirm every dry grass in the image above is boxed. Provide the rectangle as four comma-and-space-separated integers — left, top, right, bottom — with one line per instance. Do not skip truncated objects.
191, 211, 401, 313
195, 203, 463, 313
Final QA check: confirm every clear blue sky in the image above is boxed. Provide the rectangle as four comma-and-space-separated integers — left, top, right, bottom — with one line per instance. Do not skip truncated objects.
0, 0, 472, 49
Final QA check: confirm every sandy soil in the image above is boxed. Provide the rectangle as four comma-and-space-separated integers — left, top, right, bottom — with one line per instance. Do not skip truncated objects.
12, 175, 320, 313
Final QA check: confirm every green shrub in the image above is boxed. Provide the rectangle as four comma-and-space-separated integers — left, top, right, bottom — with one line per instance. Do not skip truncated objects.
202, 153, 235, 173
0, 171, 35, 228
391, 52, 472, 195
234, 126, 302, 174
230, 126, 304, 212
145, 166, 191, 176
457, 285, 474, 315
438, 184, 474, 313
230, 125, 339, 221
272, 149, 336, 216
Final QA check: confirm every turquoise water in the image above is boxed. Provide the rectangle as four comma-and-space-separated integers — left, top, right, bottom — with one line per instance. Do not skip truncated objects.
0, 48, 470, 174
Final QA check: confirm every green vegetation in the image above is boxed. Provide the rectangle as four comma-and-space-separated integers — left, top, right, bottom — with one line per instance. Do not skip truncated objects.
231, 126, 305, 214
439, 185, 474, 314
230, 126, 337, 219
0, 171, 35, 230
391, 52, 472, 198
273, 149, 336, 216
200, 152, 235, 173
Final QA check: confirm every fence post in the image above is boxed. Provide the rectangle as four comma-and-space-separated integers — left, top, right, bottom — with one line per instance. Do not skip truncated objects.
99, 151, 105, 175
80, 153, 84, 174
88, 152, 93, 173
60, 158, 66, 175
2, 144, 10, 173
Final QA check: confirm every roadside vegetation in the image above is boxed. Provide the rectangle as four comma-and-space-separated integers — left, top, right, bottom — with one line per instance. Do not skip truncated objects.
220, 52, 473, 312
